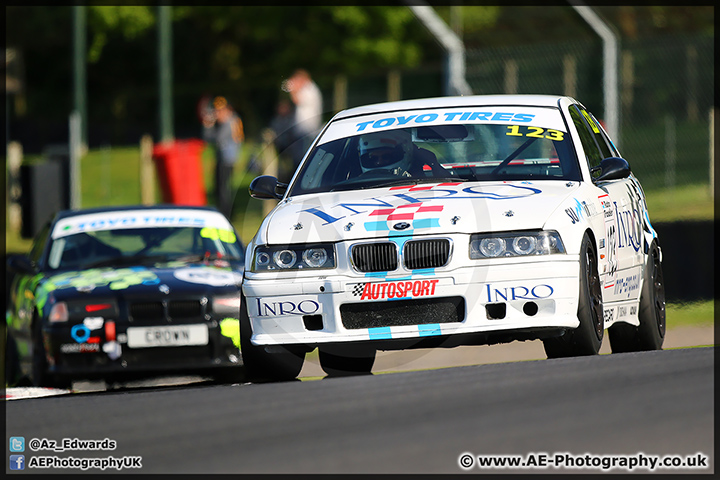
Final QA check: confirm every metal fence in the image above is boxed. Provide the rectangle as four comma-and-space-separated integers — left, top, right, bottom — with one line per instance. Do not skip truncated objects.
333, 33, 713, 192
464, 33, 714, 191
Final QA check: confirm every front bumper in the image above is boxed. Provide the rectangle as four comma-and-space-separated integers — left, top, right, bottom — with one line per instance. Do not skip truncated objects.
42, 319, 241, 379
242, 258, 581, 350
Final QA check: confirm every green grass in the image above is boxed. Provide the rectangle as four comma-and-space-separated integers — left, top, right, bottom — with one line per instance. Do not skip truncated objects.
666, 300, 715, 328
643, 183, 714, 223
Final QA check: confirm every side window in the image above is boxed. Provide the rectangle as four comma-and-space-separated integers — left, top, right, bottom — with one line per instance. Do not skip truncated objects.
569, 106, 603, 170
28, 222, 51, 266
580, 107, 614, 159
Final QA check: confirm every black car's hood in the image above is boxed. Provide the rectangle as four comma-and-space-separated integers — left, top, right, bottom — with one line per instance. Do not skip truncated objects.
41, 262, 243, 300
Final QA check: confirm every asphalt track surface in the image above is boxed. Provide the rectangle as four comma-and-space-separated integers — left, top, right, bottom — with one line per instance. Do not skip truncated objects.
5, 346, 714, 474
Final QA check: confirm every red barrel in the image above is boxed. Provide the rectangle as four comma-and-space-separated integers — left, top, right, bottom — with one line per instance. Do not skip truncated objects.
152, 139, 207, 206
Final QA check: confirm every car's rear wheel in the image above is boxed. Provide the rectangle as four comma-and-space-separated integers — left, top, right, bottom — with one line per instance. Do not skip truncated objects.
318, 345, 376, 377
31, 318, 71, 389
609, 241, 666, 353
239, 293, 305, 382
543, 233, 604, 358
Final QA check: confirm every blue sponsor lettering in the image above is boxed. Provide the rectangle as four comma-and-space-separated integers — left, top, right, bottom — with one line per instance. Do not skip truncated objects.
255, 298, 320, 317
415, 113, 438, 123
302, 184, 541, 224
354, 111, 537, 132
373, 118, 395, 128
486, 283, 554, 302
397, 115, 417, 125
468, 112, 492, 121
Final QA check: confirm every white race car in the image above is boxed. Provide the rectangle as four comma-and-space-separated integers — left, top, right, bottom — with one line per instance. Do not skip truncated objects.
241, 94, 665, 380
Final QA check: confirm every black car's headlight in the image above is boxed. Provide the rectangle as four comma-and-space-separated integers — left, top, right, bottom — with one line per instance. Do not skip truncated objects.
252, 244, 336, 271
469, 230, 565, 259
212, 295, 242, 317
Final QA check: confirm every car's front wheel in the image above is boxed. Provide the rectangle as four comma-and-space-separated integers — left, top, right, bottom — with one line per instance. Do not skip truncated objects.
608, 240, 666, 352
543, 232, 604, 358
239, 293, 306, 382
318, 345, 376, 377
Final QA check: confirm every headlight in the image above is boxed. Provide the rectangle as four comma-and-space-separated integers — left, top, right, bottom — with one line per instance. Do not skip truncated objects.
48, 301, 69, 323
252, 244, 336, 271
212, 295, 242, 317
469, 231, 565, 259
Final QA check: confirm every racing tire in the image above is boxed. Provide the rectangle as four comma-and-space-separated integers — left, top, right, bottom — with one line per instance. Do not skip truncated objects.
608, 241, 666, 353
239, 292, 305, 382
543, 233, 604, 358
31, 319, 71, 389
318, 345, 376, 377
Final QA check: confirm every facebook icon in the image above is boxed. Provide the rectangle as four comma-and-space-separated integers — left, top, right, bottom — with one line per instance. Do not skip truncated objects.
10, 454, 25, 470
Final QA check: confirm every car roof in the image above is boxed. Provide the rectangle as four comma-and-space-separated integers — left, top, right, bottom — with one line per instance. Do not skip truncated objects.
53, 204, 223, 221
331, 94, 576, 121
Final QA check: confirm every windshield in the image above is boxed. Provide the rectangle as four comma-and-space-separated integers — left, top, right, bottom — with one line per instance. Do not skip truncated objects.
288, 109, 582, 196
46, 226, 244, 271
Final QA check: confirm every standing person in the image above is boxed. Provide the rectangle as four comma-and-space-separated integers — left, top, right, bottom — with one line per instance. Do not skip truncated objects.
268, 98, 296, 183
283, 69, 323, 170
201, 96, 244, 219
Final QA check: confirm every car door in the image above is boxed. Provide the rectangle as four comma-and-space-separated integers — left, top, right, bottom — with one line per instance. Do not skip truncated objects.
568, 104, 643, 306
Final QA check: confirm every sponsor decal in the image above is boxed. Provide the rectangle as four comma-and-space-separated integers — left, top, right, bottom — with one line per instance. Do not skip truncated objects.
52, 209, 234, 239
173, 267, 242, 286
604, 308, 615, 323
485, 283, 554, 303
613, 185, 644, 252
83, 317, 104, 330
352, 279, 440, 301
630, 305, 637, 316
60, 342, 101, 353
102, 341, 122, 360
354, 111, 536, 133
255, 298, 321, 317
566, 198, 597, 224
614, 274, 640, 296
41, 268, 160, 297
618, 306, 628, 318
365, 202, 444, 233
71, 324, 91, 343
302, 183, 541, 225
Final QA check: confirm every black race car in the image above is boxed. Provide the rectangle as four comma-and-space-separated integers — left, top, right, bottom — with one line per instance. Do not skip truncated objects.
5, 205, 246, 388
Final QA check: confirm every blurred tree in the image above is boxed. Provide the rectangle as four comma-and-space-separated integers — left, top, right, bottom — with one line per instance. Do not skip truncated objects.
5, 5, 714, 152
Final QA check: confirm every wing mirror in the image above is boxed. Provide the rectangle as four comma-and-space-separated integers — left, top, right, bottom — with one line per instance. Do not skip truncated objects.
591, 157, 631, 183
249, 175, 287, 200
7, 254, 36, 275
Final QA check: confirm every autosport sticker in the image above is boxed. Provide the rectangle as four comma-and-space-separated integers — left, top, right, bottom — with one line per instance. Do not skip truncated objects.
301, 182, 541, 226
319, 106, 566, 145
51, 209, 235, 239
351, 279, 440, 301
173, 267, 242, 286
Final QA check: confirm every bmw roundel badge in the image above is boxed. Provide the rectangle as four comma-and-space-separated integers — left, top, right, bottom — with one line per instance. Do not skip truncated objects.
393, 222, 411, 231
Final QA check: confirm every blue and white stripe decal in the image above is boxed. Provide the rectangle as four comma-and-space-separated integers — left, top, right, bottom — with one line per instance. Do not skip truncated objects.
368, 323, 445, 340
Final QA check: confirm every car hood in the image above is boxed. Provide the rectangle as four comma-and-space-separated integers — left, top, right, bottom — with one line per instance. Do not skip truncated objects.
260, 180, 578, 244
43, 262, 243, 300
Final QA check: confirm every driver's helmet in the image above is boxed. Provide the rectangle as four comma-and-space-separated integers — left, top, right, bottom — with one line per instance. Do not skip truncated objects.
358, 130, 413, 173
